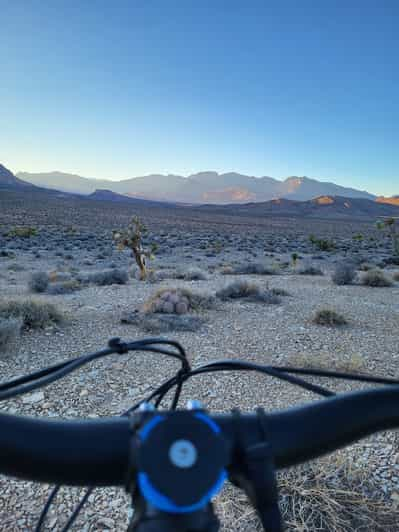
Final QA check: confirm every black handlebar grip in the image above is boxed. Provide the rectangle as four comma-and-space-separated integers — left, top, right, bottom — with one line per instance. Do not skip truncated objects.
0, 414, 130, 486
0, 386, 399, 486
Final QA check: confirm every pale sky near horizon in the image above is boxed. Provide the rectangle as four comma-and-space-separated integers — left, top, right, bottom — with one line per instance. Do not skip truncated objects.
1, 1, 398, 196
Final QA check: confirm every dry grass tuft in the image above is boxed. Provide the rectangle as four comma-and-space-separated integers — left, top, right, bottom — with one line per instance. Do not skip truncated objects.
288, 351, 365, 373
217, 451, 398, 531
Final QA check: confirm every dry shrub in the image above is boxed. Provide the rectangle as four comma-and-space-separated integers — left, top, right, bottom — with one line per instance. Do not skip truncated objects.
361, 269, 393, 287
87, 268, 128, 286
7, 262, 24, 272
0, 299, 63, 329
28, 271, 49, 293
48, 271, 72, 282
216, 280, 260, 300
155, 268, 208, 281
298, 264, 324, 276
48, 270, 59, 282
220, 265, 235, 275
359, 262, 376, 272
270, 287, 291, 297
47, 280, 81, 295
7, 226, 38, 238
216, 280, 281, 304
176, 268, 208, 281
230, 262, 278, 275
313, 309, 348, 327
332, 262, 357, 286
0, 318, 22, 353
217, 451, 398, 531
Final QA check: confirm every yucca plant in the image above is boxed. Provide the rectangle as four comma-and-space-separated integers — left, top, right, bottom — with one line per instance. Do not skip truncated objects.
376, 217, 399, 256
113, 216, 157, 280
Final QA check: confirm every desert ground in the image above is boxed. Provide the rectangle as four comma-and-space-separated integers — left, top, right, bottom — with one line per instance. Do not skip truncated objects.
0, 190, 399, 531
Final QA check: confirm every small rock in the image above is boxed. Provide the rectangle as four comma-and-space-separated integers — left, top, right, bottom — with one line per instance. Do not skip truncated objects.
97, 517, 115, 529
22, 391, 44, 404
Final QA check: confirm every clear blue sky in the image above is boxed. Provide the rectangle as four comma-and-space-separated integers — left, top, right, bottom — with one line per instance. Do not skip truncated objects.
1, 0, 398, 195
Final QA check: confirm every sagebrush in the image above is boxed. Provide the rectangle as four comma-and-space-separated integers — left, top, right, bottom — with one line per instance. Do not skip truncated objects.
0, 300, 63, 329
361, 269, 392, 287
332, 262, 357, 285
313, 309, 348, 326
28, 271, 50, 293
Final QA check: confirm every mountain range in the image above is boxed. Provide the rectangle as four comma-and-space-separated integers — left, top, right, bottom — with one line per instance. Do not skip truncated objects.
1, 163, 398, 219
16, 169, 376, 204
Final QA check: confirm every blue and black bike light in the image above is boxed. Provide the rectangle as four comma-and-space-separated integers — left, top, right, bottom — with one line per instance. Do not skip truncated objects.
136, 411, 228, 514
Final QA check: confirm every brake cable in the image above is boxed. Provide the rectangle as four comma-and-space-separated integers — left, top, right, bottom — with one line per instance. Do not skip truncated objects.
34, 338, 191, 532
0, 337, 189, 401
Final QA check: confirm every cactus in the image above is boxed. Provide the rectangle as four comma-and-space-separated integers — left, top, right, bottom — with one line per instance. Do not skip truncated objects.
143, 287, 215, 314
112, 216, 157, 280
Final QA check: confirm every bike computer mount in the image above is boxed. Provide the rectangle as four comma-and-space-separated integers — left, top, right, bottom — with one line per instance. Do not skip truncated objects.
127, 405, 229, 531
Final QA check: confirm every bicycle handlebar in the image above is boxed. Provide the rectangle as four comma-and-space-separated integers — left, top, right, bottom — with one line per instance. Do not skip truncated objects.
1, 385, 398, 487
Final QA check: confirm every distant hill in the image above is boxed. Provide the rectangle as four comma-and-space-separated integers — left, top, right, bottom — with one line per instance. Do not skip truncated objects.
198, 195, 399, 220
16, 171, 113, 195
376, 196, 399, 207
0, 163, 79, 198
88, 189, 173, 207
88, 189, 141, 202
0, 163, 33, 188
17, 170, 376, 204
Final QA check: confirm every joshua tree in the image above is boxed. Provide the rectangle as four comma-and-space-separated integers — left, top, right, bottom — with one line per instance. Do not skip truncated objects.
376, 217, 399, 256
113, 216, 157, 280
